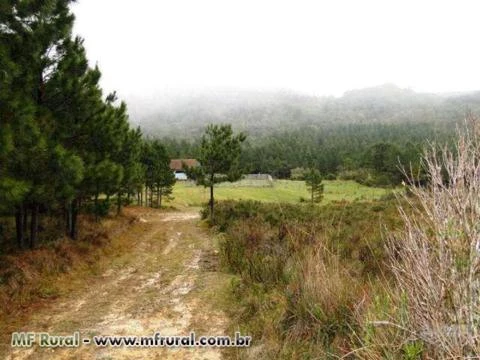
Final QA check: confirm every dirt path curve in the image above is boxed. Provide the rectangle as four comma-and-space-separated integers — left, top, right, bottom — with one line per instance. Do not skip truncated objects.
3, 208, 233, 360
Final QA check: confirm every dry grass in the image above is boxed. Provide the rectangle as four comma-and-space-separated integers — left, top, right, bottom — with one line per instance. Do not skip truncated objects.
0, 207, 143, 324
210, 200, 403, 358
357, 115, 480, 359
285, 247, 362, 353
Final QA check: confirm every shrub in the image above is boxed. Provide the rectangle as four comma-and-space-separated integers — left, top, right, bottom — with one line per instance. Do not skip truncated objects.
209, 198, 402, 357
359, 115, 480, 358
84, 199, 111, 218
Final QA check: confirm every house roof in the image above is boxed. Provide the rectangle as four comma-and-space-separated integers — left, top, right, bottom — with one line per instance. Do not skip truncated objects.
169, 159, 199, 171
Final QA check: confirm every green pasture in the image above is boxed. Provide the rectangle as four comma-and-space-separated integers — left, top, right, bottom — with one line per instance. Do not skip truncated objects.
167, 179, 394, 207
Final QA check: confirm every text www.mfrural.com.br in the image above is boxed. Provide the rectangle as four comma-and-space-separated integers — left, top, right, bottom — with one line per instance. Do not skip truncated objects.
11, 331, 251, 348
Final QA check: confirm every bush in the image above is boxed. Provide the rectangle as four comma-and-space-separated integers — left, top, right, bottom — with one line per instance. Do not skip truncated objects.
208, 198, 402, 357
84, 199, 111, 218
386, 117, 480, 357
290, 167, 307, 180
355, 115, 480, 358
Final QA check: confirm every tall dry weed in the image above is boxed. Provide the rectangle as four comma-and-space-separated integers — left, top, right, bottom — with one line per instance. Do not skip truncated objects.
371, 114, 480, 358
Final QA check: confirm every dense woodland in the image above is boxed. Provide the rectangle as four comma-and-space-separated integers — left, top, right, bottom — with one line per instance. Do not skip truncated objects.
0, 1, 174, 250
164, 113, 457, 185
157, 85, 472, 184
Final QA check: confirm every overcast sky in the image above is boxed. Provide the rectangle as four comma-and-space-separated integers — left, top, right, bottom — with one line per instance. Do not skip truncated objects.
72, 0, 480, 100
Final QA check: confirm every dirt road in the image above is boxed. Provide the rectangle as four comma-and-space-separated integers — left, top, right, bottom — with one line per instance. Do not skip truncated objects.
3, 208, 234, 360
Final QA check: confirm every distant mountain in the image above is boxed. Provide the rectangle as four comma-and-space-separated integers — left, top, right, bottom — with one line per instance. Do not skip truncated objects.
343, 83, 417, 100
129, 85, 480, 139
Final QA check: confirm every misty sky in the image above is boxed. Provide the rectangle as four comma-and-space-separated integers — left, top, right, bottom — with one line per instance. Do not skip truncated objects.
72, 0, 480, 99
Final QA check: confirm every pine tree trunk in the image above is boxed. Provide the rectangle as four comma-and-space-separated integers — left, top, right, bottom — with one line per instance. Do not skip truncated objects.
159, 188, 163, 208
65, 202, 69, 235
117, 193, 122, 215
30, 203, 39, 249
156, 186, 160, 208
66, 201, 72, 237
94, 192, 99, 222
67, 199, 80, 240
15, 205, 24, 249
70, 199, 78, 240
145, 185, 148, 207
22, 203, 28, 243
210, 184, 214, 221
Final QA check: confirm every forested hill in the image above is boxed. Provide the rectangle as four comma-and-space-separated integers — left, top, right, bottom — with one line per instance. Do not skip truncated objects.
148, 85, 480, 183
132, 84, 480, 138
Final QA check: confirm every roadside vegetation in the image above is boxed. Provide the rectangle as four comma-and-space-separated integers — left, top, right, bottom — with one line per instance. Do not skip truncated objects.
206, 117, 480, 358
206, 199, 403, 358
0, 207, 145, 326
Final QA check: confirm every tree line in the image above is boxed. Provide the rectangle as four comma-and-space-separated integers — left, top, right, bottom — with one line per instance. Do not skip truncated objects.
165, 120, 456, 186
0, 1, 174, 250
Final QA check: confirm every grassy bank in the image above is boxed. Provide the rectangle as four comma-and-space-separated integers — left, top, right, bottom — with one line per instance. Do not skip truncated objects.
207, 200, 405, 358
0, 207, 149, 326
169, 179, 393, 207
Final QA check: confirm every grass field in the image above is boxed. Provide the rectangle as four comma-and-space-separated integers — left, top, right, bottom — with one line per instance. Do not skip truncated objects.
167, 179, 395, 207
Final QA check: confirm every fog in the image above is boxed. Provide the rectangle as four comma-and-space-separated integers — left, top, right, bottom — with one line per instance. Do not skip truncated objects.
72, 0, 480, 118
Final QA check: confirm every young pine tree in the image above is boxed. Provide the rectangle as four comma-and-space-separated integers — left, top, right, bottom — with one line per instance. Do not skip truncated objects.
304, 168, 324, 204
186, 124, 246, 220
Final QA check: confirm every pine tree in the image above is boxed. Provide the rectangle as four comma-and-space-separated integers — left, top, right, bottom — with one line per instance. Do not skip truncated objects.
142, 141, 176, 208
115, 127, 144, 213
1, 1, 36, 247
152, 143, 175, 208
0, 0, 78, 247
186, 124, 246, 220
304, 168, 324, 204
43, 36, 101, 237
1, 1, 142, 246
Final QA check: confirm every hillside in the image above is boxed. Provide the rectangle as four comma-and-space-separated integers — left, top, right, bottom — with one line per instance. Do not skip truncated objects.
131, 84, 480, 139
143, 85, 477, 179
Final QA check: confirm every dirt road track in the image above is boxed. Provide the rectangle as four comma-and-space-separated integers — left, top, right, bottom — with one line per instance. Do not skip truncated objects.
2, 208, 233, 360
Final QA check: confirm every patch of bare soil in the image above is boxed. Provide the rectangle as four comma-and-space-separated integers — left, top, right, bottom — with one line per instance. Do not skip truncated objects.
1, 208, 231, 360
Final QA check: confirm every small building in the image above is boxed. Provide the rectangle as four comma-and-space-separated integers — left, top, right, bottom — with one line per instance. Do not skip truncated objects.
244, 174, 273, 182
169, 159, 200, 180
241, 174, 274, 187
